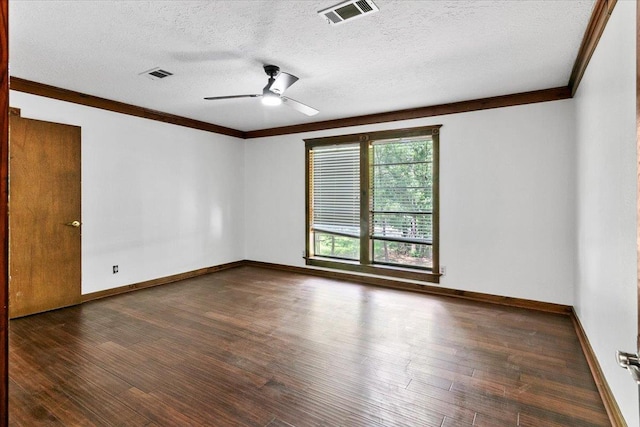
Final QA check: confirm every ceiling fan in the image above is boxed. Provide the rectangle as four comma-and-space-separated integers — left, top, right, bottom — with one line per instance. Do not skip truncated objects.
204, 65, 319, 117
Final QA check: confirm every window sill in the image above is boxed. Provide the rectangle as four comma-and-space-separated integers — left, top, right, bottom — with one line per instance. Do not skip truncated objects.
305, 257, 440, 284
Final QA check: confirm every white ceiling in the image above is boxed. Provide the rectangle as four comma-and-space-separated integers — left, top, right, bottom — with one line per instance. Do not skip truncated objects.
9, 0, 595, 132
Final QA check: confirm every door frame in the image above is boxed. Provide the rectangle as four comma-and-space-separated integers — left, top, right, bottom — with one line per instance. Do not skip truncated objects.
1, 0, 9, 425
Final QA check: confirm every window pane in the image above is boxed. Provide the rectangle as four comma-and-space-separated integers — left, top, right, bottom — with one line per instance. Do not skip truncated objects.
373, 240, 432, 268
372, 163, 433, 211
314, 232, 359, 260
371, 137, 433, 255
311, 144, 360, 238
372, 138, 433, 163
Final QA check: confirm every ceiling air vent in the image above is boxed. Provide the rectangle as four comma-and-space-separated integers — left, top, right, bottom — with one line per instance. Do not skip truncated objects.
139, 67, 174, 81
318, 0, 379, 25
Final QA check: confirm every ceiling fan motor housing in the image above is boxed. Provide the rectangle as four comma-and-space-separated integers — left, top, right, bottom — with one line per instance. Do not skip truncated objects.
264, 65, 280, 78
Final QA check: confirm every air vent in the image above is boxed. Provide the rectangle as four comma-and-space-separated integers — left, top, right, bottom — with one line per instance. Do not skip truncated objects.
318, 0, 379, 25
139, 67, 174, 81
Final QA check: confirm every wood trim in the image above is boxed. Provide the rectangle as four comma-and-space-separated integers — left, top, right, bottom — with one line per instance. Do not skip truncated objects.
10, 78, 572, 141
80, 258, 572, 317
359, 136, 370, 265
8, 107, 19, 117
569, 0, 618, 96
245, 260, 572, 315
570, 308, 627, 427
0, 0, 7, 423
81, 261, 244, 303
9, 77, 245, 139
304, 124, 441, 147
305, 145, 311, 262
245, 87, 571, 139
0, 1, 9, 427
431, 129, 440, 276
77, 258, 569, 318
306, 257, 440, 283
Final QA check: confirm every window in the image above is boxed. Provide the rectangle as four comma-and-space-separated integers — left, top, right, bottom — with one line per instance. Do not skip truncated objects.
305, 125, 440, 283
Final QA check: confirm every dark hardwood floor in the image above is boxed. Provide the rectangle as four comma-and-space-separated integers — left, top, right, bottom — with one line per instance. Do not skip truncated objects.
9, 266, 609, 426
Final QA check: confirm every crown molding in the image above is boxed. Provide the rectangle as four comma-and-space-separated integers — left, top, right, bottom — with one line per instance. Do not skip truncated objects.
9, 77, 245, 139
569, 0, 617, 96
245, 87, 571, 139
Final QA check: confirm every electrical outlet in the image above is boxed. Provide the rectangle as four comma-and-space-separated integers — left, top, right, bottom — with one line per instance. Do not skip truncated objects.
113, 265, 118, 274
439, 266, 446, 276
301, 250, 306, 258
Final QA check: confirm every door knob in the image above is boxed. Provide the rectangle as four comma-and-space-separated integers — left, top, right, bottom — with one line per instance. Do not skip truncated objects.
65, 220, 81, 228
616, 350, 640, 383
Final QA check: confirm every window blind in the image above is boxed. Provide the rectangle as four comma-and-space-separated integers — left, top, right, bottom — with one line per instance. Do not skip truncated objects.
310, 143, 360, 238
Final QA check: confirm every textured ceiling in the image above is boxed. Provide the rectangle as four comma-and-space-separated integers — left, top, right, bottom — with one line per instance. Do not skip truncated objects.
9, 0, 595, 132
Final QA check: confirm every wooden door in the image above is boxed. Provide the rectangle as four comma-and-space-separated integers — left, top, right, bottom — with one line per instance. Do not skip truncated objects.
8, 112, 81, 318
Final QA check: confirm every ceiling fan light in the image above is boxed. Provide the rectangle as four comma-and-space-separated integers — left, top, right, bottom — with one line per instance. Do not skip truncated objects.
261, 91, 282, 106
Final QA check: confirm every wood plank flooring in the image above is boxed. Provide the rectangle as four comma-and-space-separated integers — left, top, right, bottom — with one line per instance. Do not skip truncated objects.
9, 266, 609, 426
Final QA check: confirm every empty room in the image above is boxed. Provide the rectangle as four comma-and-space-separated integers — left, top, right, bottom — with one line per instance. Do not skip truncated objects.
0, 0, 638, 425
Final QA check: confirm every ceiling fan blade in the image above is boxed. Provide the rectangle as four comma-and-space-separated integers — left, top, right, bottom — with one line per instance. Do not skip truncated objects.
269, 72, 299, 95
282, 97, 319, 116
204, 94, 260, 100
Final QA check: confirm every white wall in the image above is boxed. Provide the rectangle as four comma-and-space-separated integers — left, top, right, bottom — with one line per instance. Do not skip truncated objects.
574, 1, 638, 425
9, 91, 245, 294
245, 99, 576, 305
